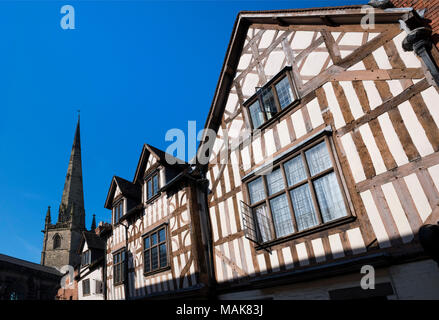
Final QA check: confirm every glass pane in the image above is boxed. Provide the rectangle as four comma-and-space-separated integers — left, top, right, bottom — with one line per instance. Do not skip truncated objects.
249, 100, 264, 129
254, 204, 273, 243
261, 87, 278, 120
284, 155, 307, 186
121, 251, 125, 261
151, 247, 158, 270
144, 236, 150, 249
275, 76, 294, 109
151, 233, 157, 246
153, 174, 159, 195
114, 254, 119, 264
305, 141, 332, 176
144, 250, 150, 272
159, 244, 167, 267
269, 194, 294, 238
248, 177, 265, 204
158, 228, 166, 242
266, 168, 285, 195
314, 172, 347, 223
290, 184, 319, 231
114, 265, 119, 283
147, 179, 152, 199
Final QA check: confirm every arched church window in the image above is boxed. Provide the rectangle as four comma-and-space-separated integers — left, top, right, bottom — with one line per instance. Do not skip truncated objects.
53, 234, 61, 249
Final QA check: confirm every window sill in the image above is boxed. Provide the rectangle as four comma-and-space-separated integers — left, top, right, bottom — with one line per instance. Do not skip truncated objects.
143, 266, 171, 277
146, 193, 161, 205
255, 99, 301, 132
113, 281, 125, 287
255, 215, 356, 251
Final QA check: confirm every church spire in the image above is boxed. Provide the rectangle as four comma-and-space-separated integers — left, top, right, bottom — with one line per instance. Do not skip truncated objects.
58, 115, 85, 229
91, 214, 96, 231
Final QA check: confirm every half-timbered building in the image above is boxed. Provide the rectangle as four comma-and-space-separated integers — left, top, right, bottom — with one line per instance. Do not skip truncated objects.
76, 228, 106, 300
103, 144, 211, 300
195, 5, 439, 299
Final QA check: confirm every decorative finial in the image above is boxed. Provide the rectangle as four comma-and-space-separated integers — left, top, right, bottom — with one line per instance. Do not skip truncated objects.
45, 206, 51, 224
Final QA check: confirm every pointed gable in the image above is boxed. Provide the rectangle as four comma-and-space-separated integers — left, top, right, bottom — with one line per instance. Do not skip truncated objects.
104, 176, 141, 209
78, 231, 105, 254
133, 144, 189, 185
195, 6, 411, 172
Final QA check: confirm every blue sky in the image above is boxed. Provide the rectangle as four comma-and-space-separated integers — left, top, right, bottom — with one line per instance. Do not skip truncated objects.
0, 0, 363, 263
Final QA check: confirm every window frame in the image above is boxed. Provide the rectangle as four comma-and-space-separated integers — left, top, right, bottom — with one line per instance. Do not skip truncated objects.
112, 199, 124, 225
142, 223, 170, 276
112, 248, 126, 286
145, 171, 160, 202
244, 134, 354, 246
244, 66, 299, 130
81, 250, 91, 267
82, 278, 90, 296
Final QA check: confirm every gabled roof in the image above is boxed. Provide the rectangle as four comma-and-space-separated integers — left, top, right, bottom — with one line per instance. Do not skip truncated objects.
133, 144, 189, 185
77, 231, 106, 254
195, 5, 413, 173
0, 254, 62, 276
104, 175, 141, 209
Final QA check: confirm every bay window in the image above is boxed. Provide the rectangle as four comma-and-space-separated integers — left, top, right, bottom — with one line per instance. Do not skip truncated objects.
245, 136, 349, 243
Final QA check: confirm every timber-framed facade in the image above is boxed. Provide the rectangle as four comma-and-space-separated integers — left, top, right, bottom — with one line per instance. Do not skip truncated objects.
195, 5, 439, 299
97, 4, 439, 300
102, 144, 211, 300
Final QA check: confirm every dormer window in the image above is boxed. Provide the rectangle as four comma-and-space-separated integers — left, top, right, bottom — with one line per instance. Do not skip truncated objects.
81, 250, 91, 266
245, 67, 298, 129
113, 200, 124, 224
146, 171, 160, 201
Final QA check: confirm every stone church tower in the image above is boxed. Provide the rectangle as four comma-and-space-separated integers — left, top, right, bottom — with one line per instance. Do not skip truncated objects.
41, 117, 86, 269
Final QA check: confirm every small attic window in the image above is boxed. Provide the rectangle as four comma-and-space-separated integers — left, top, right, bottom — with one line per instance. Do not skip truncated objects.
81, 250, 91, 266
113, 200, 124, 224
146, 171, 160, 201
245, 66, 299, 129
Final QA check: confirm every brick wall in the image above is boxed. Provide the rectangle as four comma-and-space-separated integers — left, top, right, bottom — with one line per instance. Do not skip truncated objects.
56, 268, 78, 300
391, 0, 439, 48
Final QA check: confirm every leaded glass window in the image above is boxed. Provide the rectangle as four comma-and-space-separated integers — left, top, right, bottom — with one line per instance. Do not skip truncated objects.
113, 250, 125, 285
146, 171, 160, 200
275, 76, 294, 109
246, 68, 298, 129
249, 100, 264, 129
245, 137, 349, 243
143, 225, 168, 274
